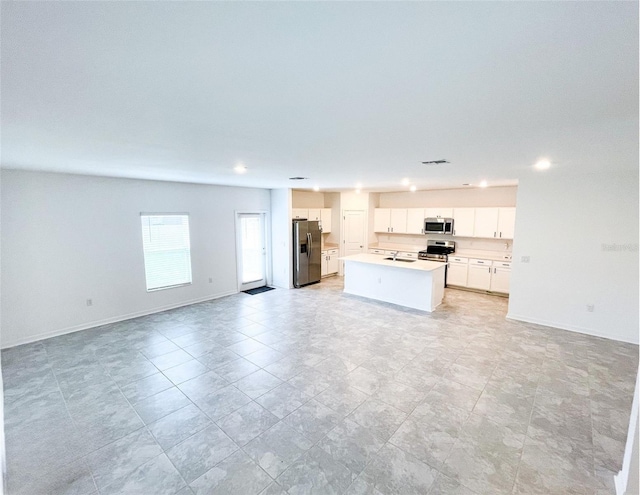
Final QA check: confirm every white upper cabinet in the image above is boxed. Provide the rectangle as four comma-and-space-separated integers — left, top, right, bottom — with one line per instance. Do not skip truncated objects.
389, 209, 408, 234
292, 208, 308, 220
497, 208, 516, 239
406, 208, 426, 234
374, 208, 391, 233
452, 208, 475, 237
424, 208, 453, 218
473, 207, 515, 239
373, 205, 515, 239
374, 208, 407, 233
473, 208, 500, 238
307, 209, 321, 221
320, 208, 332, 233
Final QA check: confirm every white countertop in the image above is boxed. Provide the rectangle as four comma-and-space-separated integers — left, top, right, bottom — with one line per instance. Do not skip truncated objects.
341, 253, 446, 272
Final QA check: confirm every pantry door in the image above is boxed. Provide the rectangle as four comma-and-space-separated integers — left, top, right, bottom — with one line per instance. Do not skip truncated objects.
343, 210, 366, 257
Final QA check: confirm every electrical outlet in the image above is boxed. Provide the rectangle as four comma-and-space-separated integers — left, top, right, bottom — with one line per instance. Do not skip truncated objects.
521, 256, 530, 263
587, 304, 594, 312
86, 299, 93, 307
208, 277, 213, 283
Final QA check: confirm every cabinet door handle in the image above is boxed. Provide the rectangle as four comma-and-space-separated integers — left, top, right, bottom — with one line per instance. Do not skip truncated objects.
499, 232, 502, 238
489, 267, 491, 273
494, 268, 496, 273
494, 232, 496, 237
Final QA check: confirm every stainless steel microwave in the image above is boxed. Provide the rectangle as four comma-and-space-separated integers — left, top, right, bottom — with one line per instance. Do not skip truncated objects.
424, 217, 454, 235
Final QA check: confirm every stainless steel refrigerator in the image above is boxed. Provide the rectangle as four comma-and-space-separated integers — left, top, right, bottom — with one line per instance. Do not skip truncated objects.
293, 220, 322, 288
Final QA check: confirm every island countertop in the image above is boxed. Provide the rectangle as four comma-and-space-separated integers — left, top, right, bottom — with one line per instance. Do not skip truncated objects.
341, 253, 446, 272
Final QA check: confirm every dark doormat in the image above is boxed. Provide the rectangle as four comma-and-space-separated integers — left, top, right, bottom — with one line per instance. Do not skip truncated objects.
243, 286, 275, 295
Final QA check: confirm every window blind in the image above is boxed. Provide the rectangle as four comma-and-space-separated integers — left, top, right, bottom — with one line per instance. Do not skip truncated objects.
141, 214, 192, 291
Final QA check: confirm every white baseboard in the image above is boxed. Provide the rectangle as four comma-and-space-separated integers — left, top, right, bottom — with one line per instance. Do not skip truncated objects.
506, 313, 639, 345
1, 290, 238, 349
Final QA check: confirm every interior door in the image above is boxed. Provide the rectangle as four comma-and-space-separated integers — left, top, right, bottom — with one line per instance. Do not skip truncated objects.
237, 213, 267, 291
344, 210, 366, 257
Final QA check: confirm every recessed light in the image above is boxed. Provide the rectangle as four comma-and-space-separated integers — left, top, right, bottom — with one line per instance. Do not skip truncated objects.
401, 178, 410, 186
410, 185, 417, 192
534, 159, 551, 170
234, 164, 247, 174
313, 186, 320, 192
479, 180, 488, 188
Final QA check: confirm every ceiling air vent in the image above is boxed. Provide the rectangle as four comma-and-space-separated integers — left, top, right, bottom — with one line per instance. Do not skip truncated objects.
289, 177, 309, 180
422, 160, 449, 165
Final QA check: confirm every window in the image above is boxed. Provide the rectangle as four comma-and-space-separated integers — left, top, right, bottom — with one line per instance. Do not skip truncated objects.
141, 214, 192, 291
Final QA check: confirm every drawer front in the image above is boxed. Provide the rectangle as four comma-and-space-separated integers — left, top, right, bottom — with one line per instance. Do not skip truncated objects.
369, 249, 385, 255
399, 251, 417, 259
469, 258, 490, 266
448, 257, 468, 264
493, 261, 512, 269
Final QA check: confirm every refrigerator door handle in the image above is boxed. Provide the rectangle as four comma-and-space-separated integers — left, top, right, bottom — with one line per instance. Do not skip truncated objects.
307, 232, 312, 258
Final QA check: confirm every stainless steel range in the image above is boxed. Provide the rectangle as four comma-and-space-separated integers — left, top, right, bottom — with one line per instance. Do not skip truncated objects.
419, 240, 456, 286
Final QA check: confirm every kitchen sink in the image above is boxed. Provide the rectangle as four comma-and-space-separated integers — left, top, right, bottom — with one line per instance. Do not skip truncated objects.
383, 257, 416, 263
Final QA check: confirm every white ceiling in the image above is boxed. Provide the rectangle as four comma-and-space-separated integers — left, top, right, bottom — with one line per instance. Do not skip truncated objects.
1, 1, 637, 192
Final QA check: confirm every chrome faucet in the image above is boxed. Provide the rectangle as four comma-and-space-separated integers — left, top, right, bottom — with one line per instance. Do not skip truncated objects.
392, 251, 399, 261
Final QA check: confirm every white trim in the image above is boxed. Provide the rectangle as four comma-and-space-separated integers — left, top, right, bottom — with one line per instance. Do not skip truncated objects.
615, 368, 639, 495
506, 313, 639, 345
1, 290, 237, 349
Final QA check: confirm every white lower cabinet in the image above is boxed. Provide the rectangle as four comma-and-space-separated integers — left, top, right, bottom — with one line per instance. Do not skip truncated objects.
467, 259, 492, 290
322, 249, 339, 276
490, 261, 511, 293
447, 257, 468, 286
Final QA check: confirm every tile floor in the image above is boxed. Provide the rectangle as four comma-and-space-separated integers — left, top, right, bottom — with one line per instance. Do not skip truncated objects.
3, 277, 638, 494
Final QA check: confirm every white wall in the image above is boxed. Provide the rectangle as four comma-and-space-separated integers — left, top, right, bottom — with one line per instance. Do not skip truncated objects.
270, 188, 293, 289
379, 186, 517, 208
508, 171, 639, 344
0, 171, 5, 492
1, 170, 271, 348
291, 190, 324, 208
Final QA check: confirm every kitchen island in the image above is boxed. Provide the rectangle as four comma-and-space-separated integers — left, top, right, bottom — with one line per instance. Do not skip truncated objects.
341, 253, 446, 312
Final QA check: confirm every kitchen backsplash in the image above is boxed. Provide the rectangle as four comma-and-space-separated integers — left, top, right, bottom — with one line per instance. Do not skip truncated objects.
374, 234, 512, 253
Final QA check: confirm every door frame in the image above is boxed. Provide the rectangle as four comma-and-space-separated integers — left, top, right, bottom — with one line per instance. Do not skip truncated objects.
235, 211, 270, 291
